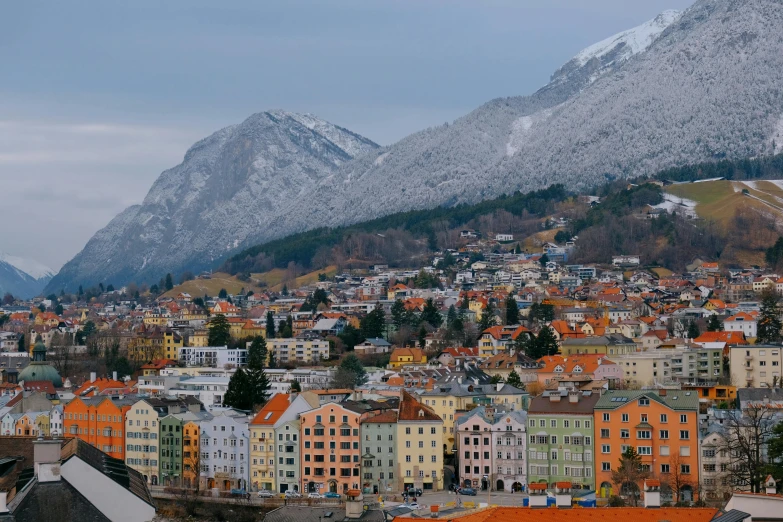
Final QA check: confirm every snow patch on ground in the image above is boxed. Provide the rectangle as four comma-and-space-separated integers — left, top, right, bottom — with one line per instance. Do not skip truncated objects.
573, 10, 682, 66
374, 152, 390, 166
652, 193, 698, 216
767, 180, 783, 191
742, 181, 759, 190
506, 108, 555, 156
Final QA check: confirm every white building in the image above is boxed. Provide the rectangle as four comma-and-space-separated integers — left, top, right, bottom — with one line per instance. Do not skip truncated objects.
199, 410, 250, 491
169, 376, 230, 409
724, 312, 757, 339
267, 337, 329, 364
178, 346, 247, 368
495, 234, 514, 242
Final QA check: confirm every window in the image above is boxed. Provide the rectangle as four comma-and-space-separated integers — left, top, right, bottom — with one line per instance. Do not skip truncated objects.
637, 446, 651, 455
681, 464, 691, 474
661, 464, 670, 474
637, 430, 651, 440
601, 444, 610, 454
602, 413, 610, 422
679, 430, 690, 440
659, 430, 669, 439
600, 429, 609, 438
639, 398, 649, 406
602, 462, 611, 471
550, 419, 557, 428
563, 420, 569, 428
620, 429, 629, 439
659, 446, 669, 456
622, 414, 629, 423
680, 414, 688, 423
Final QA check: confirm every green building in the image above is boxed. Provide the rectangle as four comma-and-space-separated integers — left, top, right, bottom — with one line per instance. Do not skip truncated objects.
160, 415, 184, 486
526, 390, 600, 490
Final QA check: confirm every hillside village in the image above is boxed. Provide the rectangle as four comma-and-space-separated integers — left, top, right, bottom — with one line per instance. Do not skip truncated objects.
4, 231, 783, 518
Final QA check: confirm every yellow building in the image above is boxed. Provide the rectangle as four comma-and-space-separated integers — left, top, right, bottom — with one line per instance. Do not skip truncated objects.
388, 348, 427, 369
189, 329, 209, 347
249, 394, 290, 491
163, 331, 184, 360
396, 391, 444, 491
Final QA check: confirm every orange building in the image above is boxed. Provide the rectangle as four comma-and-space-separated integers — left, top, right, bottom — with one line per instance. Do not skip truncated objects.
182, 421, 201, 489
594, 390, 700, 502
63, 396, 133, 460
300, 402, 362, 494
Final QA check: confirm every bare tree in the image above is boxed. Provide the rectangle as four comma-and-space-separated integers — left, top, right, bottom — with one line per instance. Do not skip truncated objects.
49, 331, 73, 379
662, 452, 693, 503
718, 406, 778, 493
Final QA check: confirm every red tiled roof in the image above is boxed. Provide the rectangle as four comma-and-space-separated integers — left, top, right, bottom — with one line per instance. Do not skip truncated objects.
398, 390, 440, 422
250, 393, 290, 425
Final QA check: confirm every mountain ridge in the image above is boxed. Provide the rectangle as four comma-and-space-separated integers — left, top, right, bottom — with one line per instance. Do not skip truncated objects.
45, 0, 783, 293
0, 253, 55, 298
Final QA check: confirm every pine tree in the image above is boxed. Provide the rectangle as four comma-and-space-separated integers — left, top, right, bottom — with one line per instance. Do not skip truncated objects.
165, 273, 174, 291
223, 368, 254, 411
531, 326, 558, 358
707, 314, 723, 332
246, 336, 271, 408
360, 305, 386, 339
505, 295, 520, 325
446, 305, 458, 328
421, 298, 443, 328
418, 326, 427, 348
687, 320, 701, 339
460, 294, 470, 311
218, 288, 228, 299
208, 314, 231, 346
506, 370, 523, 388
757, 290, 782, 344
489, 374, 504, 384
391, 299, 407, 329
337, 353, 367, 386
478, 301, 498, 333
266, 311, 276, 339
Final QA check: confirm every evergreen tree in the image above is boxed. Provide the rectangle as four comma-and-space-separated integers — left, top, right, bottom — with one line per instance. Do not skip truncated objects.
223, 368, 254, 411
218, 288, 228, 299
489, 374, 504, 384
331, 353, 367, 388
707, 314, 723, 332
514, 334, 531, 355
757, 290, 782, 344
266, 311, 276, 338
478, 301, 498, 333
687, 320, 701, 339
418, 326, 428, 348
165, 273, 174, 291
246, 336, 271, 408
150, 284, 159, 295
539, 254, 550, 267
281, 284, 288, 296
339, 324, 363, 350
531, 326, 558, 358
505, 295, 520, 325
506, 370, 523, 388
78, 285, 84, 297
446, 305, 458, 328
360, 305, 386, 339
290, 380, 302, 392
208, 314, 231, 346
391, 299, 407, 329
421, 298, 443, 328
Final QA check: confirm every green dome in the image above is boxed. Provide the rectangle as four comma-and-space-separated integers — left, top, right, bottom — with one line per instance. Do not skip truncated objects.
21, 339, 63, 387
19, 363, 63, 388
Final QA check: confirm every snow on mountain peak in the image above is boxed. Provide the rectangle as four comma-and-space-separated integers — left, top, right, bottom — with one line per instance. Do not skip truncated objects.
573, 9, 682, 67
0, 252, 55, 280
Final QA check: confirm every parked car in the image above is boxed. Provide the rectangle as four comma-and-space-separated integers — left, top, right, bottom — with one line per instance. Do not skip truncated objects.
308, 493, 324, 499
459, 488, 477, 496
403, 503, 420, 510
324, 492, 341, 499
257, 489, 274, 498
405, 487, 423, 497
285, 490, 302, 498
230, 488, 250, 499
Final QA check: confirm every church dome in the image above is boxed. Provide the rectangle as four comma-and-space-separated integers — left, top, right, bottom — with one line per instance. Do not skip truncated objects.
19, 339, 63, 388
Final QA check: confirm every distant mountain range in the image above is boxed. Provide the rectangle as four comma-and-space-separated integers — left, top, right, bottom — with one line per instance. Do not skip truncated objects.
0, 253, 55, 298
46, 0, 783, 293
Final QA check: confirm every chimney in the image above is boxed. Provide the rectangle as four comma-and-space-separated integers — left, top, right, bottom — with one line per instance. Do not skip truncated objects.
644, 480, 661, 508
569, 392, 579, 403
528, 484, 548, 508
457, 376, 463, 385
497, 382, 503, 392
112, 371, 118, 381
555, 482, 572, 508
34, 438, 62, 483
549, 393, 561, 402
659, 389, 667, 397
90, 372, 96, 383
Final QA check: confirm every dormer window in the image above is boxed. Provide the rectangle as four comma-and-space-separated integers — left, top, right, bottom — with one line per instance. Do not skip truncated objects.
554, 366, 563, 373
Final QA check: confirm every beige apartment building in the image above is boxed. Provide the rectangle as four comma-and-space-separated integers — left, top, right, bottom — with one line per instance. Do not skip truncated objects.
267, 337, 329, 365
730, 345, 782, 388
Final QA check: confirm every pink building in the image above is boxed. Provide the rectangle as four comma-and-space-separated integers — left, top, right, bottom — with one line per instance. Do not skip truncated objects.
300, 402, 362, 494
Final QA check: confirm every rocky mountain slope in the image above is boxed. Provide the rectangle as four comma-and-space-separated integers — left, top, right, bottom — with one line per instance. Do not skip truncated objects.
45, 112, 378, 292
0, 253, 54, 298
48, 0, 783, 292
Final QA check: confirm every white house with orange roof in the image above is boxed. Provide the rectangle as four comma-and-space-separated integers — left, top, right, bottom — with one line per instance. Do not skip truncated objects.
536, 354, 621, 386
725, 311, 758, 339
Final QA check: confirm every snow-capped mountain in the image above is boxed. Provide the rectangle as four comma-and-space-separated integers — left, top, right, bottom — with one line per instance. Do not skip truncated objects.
48, 0, 783, 292
45, 111, 378, 292
0, 253, 55, 298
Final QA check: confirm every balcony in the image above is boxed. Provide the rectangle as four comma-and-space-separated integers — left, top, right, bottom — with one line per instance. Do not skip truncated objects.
745, 354, 754, 361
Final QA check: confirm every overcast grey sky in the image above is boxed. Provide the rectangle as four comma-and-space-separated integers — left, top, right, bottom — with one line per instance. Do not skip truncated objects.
0, 0, 694, 271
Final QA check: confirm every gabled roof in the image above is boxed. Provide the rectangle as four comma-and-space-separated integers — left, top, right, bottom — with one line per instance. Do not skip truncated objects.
250, 394, 290, 426
398, 390, 441, 422
694, 331, 747, 344
594, 389, 699, 411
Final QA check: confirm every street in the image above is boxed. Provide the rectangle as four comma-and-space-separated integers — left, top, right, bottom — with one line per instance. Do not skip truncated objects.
380, 489, 529, 511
